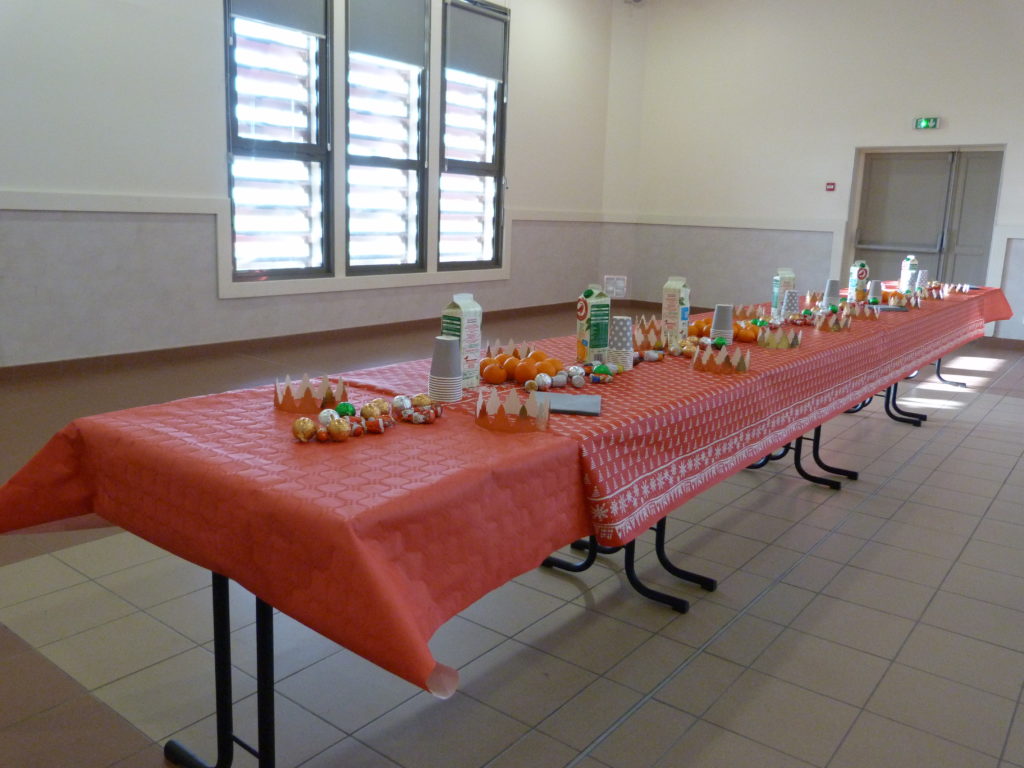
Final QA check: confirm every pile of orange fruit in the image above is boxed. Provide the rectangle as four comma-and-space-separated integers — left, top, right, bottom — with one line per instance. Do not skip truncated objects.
687, 317, 759, 344
479, 348, 564, 386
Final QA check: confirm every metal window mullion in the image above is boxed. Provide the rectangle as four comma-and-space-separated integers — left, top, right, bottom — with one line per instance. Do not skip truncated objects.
233, 138, 327, 162
346, 155, 420, 172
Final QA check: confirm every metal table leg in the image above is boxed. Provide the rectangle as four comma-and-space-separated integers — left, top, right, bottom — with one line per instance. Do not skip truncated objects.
164, 573, 276, 768
883, 383, 924, 426
934, 357, 968, 387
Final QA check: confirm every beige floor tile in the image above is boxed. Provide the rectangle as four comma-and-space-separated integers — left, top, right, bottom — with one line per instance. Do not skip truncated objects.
942, 562, 1024, 613
1004, 706, 1024, 766
275, 648, 418, 733
830, 711, 998, 768
654, 720, 816, 768
654, 651, 745, 716
659, 599, 737, 648
741, 545, 804, 580
147, 580, 257, 645
589, 699, 696, 768
513, 560, 616, 601
52, 531, 168, 578
947, 445, 1020, 469
747, 582, 817, 625
97, 554, 211, 609
753, 628, 890, 706
573, 573, 684, 633
957, 539, 1024, 578
428, 614, 505, 670
897, 623, 1024, 700
823, 565, 936, 619
781, 554, 843, 591
910, 485, 996, 515
704, 613, 783, 666
168, 690, 343, 768
457, 580, 565, 636
727, 491, 821, 522
893, 501, 984, 535
536, 677, 642, 750
866, 663, 1014, 756
704, 668, 859, 766
836, 511, 887, 539
872, 520, 969, 560
987, 499, 1024, 525
354, 691, 528, 768
935, 458, 1014, 482
0, 648, 85, 729
923, 469, 1005, 499
849, 540, 953, 587
812, 531, 868, 564
975, 519, 1024, 550
604, 634, 696, 694
0, 579, 136, 646
669, 496, 724, 524
222, 612, 341, 683
665, 525, 767, 568
773, 524, 831, 554
706, 569, 772, 610
877, 478, 921, 501
39, 611, 195, 690
93, 646, 256, 740
922, 591, 1024, 653
0, 554, 88, 609
515, 603, 651, 674
801, 504, 852, 531
483, 730, 578, 768
458, 639, 596, 725
299, 737, 402, 768
701, 507, 794, 543
792, 594, 915, 658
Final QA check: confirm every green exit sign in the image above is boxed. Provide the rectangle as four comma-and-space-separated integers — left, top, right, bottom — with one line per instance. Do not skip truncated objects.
915, 117, 940, 129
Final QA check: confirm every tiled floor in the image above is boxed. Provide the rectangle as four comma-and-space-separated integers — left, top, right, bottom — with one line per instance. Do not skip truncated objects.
2, 314, 1024, 767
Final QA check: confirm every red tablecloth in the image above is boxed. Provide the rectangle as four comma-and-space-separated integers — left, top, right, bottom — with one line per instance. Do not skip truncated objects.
0, 287, 1012, 694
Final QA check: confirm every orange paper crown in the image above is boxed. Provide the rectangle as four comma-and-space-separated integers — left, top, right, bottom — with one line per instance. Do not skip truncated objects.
475, 389, 551, 433
274, 374, 348, 414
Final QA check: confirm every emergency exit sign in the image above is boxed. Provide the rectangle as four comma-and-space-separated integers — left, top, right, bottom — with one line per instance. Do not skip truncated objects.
914, 117, 940, 129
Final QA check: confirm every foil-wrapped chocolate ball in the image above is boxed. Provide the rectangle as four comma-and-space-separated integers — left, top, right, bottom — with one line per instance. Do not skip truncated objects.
326, 418, 350, 442
551, 373, 568, 388
567, 365, 585, 378
315, 427, 330, 442
393, 395, 412, 411
593, 364, 611, 375
571, 374, 586, 388
292, 417, 317, 443
360, 403, 381, 419
535, 372, 552, 390
411, 393, 432, 407
318, 408, 339, 426
369, 397, 391, 415
335, 402, 356, 417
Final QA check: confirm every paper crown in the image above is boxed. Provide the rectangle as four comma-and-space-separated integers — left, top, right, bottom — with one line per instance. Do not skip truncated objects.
475, 389, 550, 433
274, 374, 348, 414
814, 312, 853, 332
843, 302, 881, 320
692, 346, 751, 374
757, 327, 803, 349
632, 315, 665, 352
733, 304, 765, 321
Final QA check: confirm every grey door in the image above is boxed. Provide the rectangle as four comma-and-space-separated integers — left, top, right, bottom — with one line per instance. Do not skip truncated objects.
854, 149, 1002, 285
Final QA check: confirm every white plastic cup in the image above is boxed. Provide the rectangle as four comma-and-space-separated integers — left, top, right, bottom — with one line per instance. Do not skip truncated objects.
868, 279, 883, 301
430, 335, 462, 378
823, 279, 841, 306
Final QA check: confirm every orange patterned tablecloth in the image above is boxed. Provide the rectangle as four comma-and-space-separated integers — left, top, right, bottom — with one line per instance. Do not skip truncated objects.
0, 287, 1011, 694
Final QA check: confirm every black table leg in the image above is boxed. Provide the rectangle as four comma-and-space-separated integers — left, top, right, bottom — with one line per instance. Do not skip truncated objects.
844, 396, 873, 414
808, 425, 859, 480
793, 434, 842, 489
934, 357, 968, 387
164, 573, 276, 768
883, 383, 924, 426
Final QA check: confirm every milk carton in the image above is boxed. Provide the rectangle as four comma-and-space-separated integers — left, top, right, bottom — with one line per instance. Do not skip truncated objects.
575, 284, 610, 363
848, 260, 869, 301
898, 255, 919, 292
441, 293, 482, 388
772, 268, 796, 318
662, 276, 691, 347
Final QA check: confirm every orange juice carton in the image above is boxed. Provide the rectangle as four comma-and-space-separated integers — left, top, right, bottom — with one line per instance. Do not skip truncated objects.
848, 260, 869, 301
662, 276, 691, 347
898, 254, 919, 292
576, 284, 610, 363
441, 293, 482, 388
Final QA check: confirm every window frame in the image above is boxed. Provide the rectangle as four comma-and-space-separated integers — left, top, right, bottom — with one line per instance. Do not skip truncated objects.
438, 0, 509, 272
225, 3, 334, 281
217, 0, 512, 299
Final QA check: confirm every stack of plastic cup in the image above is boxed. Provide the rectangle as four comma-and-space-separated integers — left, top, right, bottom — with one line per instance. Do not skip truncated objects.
710, 304, 734, 345
428, 335, 463, 402
606, 316, 634, 371
823, 279, 841, 307
914, 269, 929, 290
781, 289, 801, 319
868, 280, 883, 302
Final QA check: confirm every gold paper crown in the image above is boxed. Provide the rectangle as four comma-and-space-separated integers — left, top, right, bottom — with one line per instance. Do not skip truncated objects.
632, 315, 664, 352
692, 346, 751, 374
475, 389, 551, 433
273, 374, 348, 414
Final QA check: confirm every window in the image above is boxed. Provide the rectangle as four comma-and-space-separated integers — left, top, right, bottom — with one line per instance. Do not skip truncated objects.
227, 2, 330, 278
441, 0, 509, 268
345, 0, 428, 272
223, 0, 508, 289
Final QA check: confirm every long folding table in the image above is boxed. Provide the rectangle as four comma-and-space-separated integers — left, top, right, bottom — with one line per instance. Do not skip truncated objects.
0, 287, 1011, 766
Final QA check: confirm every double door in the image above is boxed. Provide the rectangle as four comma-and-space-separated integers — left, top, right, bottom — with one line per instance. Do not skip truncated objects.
854, 149, 1002, 286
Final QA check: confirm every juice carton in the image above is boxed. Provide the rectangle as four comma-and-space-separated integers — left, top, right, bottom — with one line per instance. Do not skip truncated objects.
662, 276, 691, 346
898, 255, 919, 292
441, 293, 482, 388
575, 284, 610, 363
848, 260, 869, 301
772, 268, 796, 318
